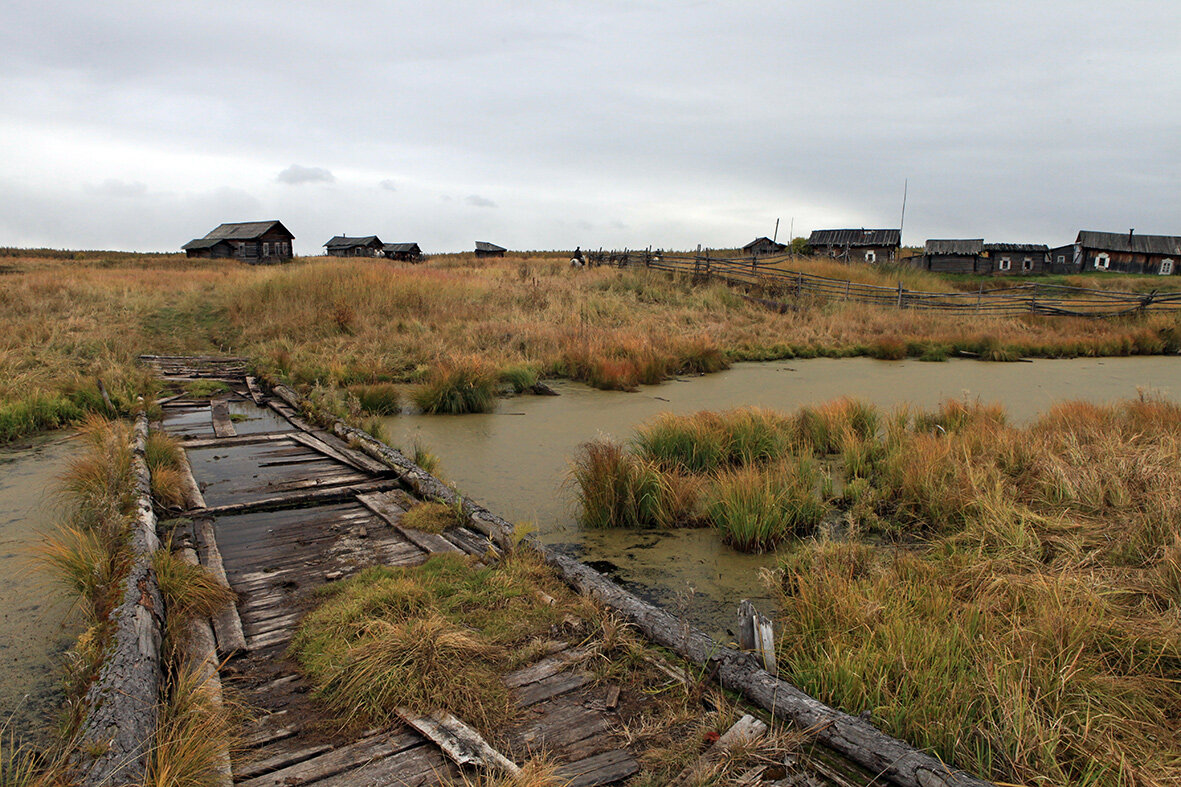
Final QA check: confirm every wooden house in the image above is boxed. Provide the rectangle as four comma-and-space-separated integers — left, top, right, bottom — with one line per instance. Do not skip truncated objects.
324, 235, 384, 257
920, 239, 983, 273
807, 229, 900, 263
1049, 244, 1078, 274
183, 220, 294, 262
475, 241, 506, 258
1074, 230, 1180, 275
383, 242, 423, 262
742, 237, 787, 257
981, 243, 1048, 276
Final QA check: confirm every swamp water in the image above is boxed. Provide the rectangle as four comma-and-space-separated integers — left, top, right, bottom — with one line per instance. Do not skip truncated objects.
0, 435, 77, 743
387, 356, 1181, 636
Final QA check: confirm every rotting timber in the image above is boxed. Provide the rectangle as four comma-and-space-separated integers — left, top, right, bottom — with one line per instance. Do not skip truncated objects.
128, 355, 994, 787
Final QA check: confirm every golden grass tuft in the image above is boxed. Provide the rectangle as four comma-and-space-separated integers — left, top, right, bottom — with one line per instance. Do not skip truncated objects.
400, 501, 462, 534
143, 666, 236, 787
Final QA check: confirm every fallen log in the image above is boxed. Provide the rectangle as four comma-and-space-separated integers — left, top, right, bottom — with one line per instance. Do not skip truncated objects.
194, 518, 247, 655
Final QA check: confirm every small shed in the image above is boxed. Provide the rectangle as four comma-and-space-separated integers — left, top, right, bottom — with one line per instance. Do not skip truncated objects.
807, 229, 901, 264
982, 243, 1049, 276
1049, 244, 1078, 274
475, 241, 507, 258
921, 239, 984, 273
183, 220, 294, 263
325, 236, 384, 257
383, 242, 423, 262
1074, 230, 1180, 275
742, 237, 787, 257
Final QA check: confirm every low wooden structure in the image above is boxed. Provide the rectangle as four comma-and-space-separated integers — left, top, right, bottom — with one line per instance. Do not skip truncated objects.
1074, 230, 1180, 275
475, 241, 506, 258
383, 242, 423, 262
742, 237, 787, 257
981, 243, 1048, 276
184, 221, 294, 263
920, 239, 984, 273
808, 229, 900, 264
324, 235, 384, 257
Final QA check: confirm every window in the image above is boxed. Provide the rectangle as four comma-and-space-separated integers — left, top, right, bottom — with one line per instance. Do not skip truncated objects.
998, 257, 1011, 271
1161, 259, 1175, 276
864, 250, 876, 263
262, 242, 270, 256
237, 243, 246, 258
1056, 254, 1065, 264
1095, 253, 1110, 270
1022, 257, 1033, 271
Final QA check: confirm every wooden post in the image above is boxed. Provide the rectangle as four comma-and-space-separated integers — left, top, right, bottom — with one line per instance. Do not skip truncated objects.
796, 272, 802, 299
845, 279, 851, 300
977, 284, 983, 314
897, 281, 904, 309
737, 600, 776, 676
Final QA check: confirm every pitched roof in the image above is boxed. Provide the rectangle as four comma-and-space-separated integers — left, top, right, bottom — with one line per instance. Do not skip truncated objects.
1076, 231, 1181, 256
808, 229, 901, 248
325, 235, 382, 248
984, 243, 1049, 253
925, 239, 983, 255
383, 243, 421, 253
203, 220, 292, 241
742, 237, 786, 251
475, 241, 506, 252
182, 237, 233, 250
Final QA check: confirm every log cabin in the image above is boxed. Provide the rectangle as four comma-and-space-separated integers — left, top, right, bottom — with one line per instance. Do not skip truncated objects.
981, 243, 1049, 276
474, 241, 507, 258
1073, 230, 1180, 275
742, 237, 787, 257
325, 235, 385, 257
183, 220, 294, 263
920, 239, 983, 273
808, 229, 900, 264
383, 242, 423, 262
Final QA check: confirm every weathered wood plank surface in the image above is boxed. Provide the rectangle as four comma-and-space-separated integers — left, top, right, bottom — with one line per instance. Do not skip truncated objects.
211, 399, 237, 438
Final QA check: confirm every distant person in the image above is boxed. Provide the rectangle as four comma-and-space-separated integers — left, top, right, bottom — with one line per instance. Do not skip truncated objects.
570, 246, 585, 268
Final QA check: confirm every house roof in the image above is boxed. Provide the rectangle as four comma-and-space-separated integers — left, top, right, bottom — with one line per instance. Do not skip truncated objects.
808, 229, 901, 248
925, 239, 983, 255
383, 243, 421, 253
742, 237, 786, 251
1076, 231, 1181, 256
475, 241, 506, 252
325, 235, 382, 248
984, 243, 1049, 253
203, 220, 293, 241
182, 237, 233, 250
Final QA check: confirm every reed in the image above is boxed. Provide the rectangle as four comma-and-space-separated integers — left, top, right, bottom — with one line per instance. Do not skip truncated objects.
570, 440, 698, 529
143, 667, 236, 787
349, 382, 402, 415
703, 460, 826, 552
412, 357, 499, 414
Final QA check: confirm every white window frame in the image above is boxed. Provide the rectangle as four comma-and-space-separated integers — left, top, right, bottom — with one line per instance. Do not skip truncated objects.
1095, 253, 1110, 270
1056, 254, 1065, 265
864, 250, 876, 263
262, 242, 270, 256
1022, 256, 1033, 271
998, 257, 1011, 271
1161, 259, 1175, 276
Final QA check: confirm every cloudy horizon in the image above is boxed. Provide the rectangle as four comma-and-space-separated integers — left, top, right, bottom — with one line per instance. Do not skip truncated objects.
1, 1, 1177, 255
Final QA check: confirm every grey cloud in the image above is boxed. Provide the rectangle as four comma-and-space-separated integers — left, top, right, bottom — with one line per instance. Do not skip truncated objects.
465, 194, 497, 209
84, 179, 148, 198
276, 165, 334, 185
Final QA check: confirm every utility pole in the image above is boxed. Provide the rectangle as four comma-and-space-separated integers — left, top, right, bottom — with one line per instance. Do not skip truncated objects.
899, 179, 908, 244
773, 218, 779, 243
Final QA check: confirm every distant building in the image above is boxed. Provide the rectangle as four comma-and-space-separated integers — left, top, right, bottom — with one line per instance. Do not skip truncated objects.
742, 237, 787, 257
324, 235, 384, 257
183, 221, 294, 262
920, 239, 984, 273
1049, 244, 1077, 274
383, 242, 423, 262
1073, 230, 1180, 275
474, 241, 507, 258
981, 243, 1049, 276
807, 229, 901, 263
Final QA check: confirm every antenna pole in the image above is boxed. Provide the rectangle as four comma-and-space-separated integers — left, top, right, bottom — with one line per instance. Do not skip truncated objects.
773, 218, 780, 243
899, 179, 908, 241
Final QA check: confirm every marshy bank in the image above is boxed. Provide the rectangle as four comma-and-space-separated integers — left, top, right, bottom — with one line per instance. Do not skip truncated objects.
385, 356, 1181, 633
0, 434, 77, 745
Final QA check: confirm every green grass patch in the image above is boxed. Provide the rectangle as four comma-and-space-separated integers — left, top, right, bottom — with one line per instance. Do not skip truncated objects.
412, 357, 498, 414
400, 501, 462, 533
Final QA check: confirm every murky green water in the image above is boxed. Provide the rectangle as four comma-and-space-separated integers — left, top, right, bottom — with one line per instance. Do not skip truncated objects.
387, 357, 1181, 634
0, 435, 77, 743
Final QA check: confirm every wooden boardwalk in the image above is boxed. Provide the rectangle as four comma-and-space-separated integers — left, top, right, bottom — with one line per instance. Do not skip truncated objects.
149, 367, 677, 786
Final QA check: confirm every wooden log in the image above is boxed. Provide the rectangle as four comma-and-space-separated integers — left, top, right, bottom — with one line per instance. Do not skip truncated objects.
194, 518, 247, 655
738, 599, 776, 675
178, 548, 233, 787
210, 398, 236, 438
245, 375, 265, 405
395, 708, 520, 774
74, 411, 164, 787
176, 448, 207, 511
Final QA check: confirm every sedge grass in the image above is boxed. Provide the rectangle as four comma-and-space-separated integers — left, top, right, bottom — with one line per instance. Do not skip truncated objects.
570, 440, 700, 529
412, 357, 498, 414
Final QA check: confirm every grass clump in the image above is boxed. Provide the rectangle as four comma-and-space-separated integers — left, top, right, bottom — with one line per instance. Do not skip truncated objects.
349, 382, 402, 415
145, 431, 186, 508
291, 553, 581, 731
400, 501, 463, 534
412, 357, 498, 414
144, 666, 236, 787
704, 460, 826, 552
633, 408, 792, 473
570, 440, 699, 529
152, 548, 237, 656
498, 364, 539, 394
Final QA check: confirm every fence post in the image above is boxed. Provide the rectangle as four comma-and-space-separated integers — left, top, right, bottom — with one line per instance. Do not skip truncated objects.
845, 280, 851, 301
738, 600, 776, 675
796, 272, 802, 298
977, 284, 983, 314
897, 281, 904, 309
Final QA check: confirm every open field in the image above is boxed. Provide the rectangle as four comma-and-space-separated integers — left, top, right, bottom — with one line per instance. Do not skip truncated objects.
570, 396, 1181, 785
2, 249, 1180, 442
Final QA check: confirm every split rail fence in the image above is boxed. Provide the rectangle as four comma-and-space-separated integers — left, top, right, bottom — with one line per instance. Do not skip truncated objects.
586, 250, 1181, 318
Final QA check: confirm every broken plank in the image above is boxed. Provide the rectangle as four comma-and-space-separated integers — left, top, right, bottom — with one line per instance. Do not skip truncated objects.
236, 731, 420, 787
289, 431, 390, 475
210, 399, 237, 438
309, 743, 451, 787
245, 375, 264, 405
357, 491, 463, 555
514, 670, 593, 707
181, 432, 296, 449
233, 742, 335, 781
503, 647, 589, 689
194, 518, 247, 655
177, 448, 207, 511
555, 749, 640, 787
192, 478, 401, 517
395, 708, 519, 774
670, 714, 769, 786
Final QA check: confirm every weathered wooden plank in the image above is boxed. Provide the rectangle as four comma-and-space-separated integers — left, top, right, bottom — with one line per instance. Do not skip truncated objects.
503, 647, 588, 689
176, 448, 207, 511
309, 743, 451, 787
247, 627, 294, 651
239, 711, 298, 750
441, 525, 492, 556
243, 611, 302, 638
236, 731, 420, 787
210, 399, 237, 438
396, 708, 519, 774
554, 749, 640, 787
194, 518, 247, 655
289, 431, 389, 476
671, 714, 768, 785
510, 698, 609, 751
192, 478, 402, 517
233, 742, 335, 780
738, 599, 776, 675
514, 670, 593, 707
181, 432, 296, 449
357, 491, 464, 555
245, 376, 265, 405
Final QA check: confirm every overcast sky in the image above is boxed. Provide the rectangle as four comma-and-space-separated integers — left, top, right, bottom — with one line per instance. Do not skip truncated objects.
1, 1, 1177, 254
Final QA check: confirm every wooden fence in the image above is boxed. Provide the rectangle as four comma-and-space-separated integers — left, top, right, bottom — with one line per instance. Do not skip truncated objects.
585, 250, 1181, 318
